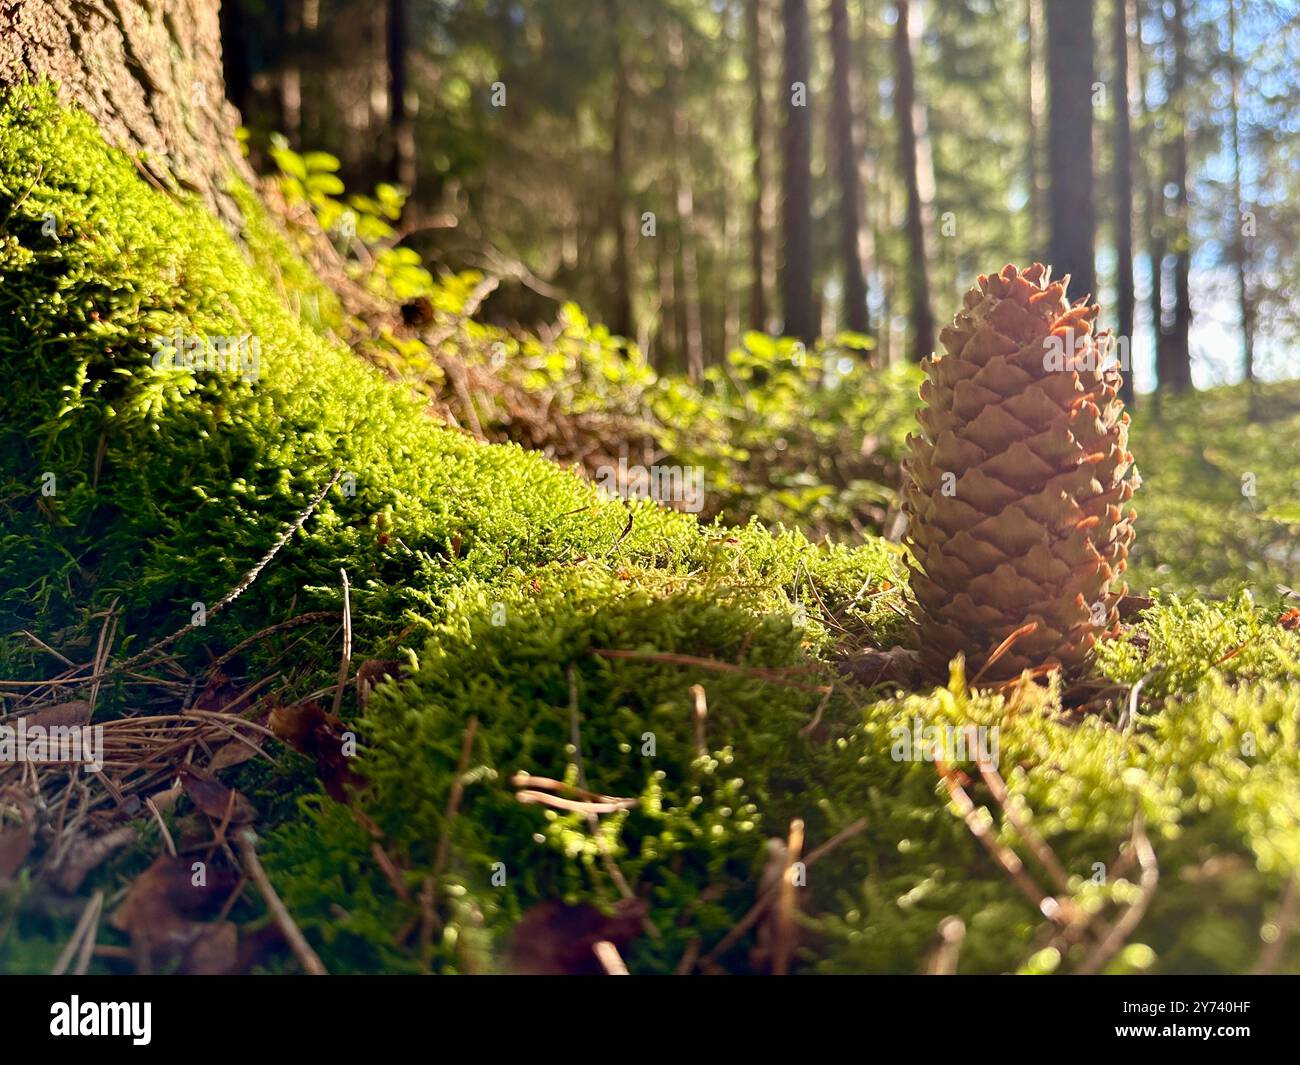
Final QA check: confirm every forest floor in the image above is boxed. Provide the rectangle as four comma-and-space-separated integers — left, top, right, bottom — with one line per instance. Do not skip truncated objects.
2, 83, 1299, 975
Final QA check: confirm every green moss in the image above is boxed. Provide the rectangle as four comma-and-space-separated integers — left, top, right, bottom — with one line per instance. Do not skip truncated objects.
2, 82, 1296, 976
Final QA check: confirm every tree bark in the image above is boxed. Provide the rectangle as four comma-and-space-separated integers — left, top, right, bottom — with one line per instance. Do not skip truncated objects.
1045, 0, 1096, 303
667, 22, 705, 380
388, 0, 416, 192
1164, 0, 1192, 392
1025, 0, 1045, 260
220, 0, 250, 120
1112, 0, 1136, 406
780, 0, 816, 343
1134, 0, 1167, 399
892, 0, 934, 361
1227, 0, 1255, 391
279, 0, 302, 144
0, 0, 254, 238
609, 18, 635, 340
747, 0, 771, 332
829, 0, 870, 335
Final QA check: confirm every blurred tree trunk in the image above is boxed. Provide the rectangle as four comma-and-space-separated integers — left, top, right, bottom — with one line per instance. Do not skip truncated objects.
780, 0, 816, 343
1227, 0, 1255, 393
388, 0, 416, 192
829, 0, 870, 335
1135, 1, 1167, 400
1045, 0, 1096, 302
747, 0, 772, 332
892, 0, 934, 361
1163, 0, 1192, 392
0, 0, 254, 238
279, 0, 302, 144
610, 21, 635, 340
1113, 0, 1136, 407
668, 22, 705, 380
220, 0, 250, 120
1025, 0, 1045, 259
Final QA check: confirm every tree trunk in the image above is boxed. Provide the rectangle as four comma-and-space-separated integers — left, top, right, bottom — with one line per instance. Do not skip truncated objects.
668, 22, 705, 380
1025, 0, 1045, 260
388, 0, 416, 192
609, 20, 635, 340
0, 0, 254, 238
1045, 0, 1096, 302
747, 0, 771, 332
1164, 0, 1192, 392
220, 0, 250, 121
1227, 0, 1255, 393
829, 0, 870, 335
279, 0, 302, 144
1134, 0, 1167, 400
780, 0, 816, 343
892, 0, 934, 361
1112, 0, 1136, 407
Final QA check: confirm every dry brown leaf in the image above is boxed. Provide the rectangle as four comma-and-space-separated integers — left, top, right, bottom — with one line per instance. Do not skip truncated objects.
269, 700, 358, 802
111, 855, 239, 971
176, 764, 256, 823
0, 791, 36, 883
26, 700, 92, 728
505, 898, 647, 975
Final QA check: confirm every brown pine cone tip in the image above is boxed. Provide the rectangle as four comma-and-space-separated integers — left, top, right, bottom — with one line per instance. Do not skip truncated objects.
901, 263, 1137, 681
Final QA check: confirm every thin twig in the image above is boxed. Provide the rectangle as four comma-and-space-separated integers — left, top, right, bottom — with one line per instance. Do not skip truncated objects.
970, 622, 1039, 687
924, 916, 966, 975
236, 828, 328, 975
936, 758, 1062, 923
976, 754, 1070, 893
50, 890, 103, 976
771, 818, 804, 975
515, 790, 638, 815
698, 818, 866, 969
330, 569, 352, 718
115, 468, 344, 676
144, 796, 177, 857
1076, 816, 1158, 974
689, 684, 708, 758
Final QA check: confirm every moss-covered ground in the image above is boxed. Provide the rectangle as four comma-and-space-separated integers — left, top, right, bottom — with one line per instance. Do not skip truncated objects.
2, 83, 1298, 974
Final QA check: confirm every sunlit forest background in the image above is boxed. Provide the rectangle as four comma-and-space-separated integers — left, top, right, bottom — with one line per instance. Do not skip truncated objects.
220, 0, 1299, 393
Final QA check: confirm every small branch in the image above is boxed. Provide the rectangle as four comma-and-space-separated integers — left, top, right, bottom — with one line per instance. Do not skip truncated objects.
330, 569, 352, 718
976, 754, 1070, 893
698, 818, 866, 970
237, 829, 328, 976
431, 717, 480, 886
50, 890, 104, 976
923, 916, 966, 975
515, 790, 637, 815
936, 758, 1062, 923
689, 684, 708, 758
771, 818, 804, 975
1076, 815, 1158, 974
593, 940, 629, 975
116, 469, 345, 676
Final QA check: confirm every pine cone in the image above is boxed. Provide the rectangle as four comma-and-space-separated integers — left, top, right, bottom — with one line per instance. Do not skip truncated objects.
901, 263, 1137, 681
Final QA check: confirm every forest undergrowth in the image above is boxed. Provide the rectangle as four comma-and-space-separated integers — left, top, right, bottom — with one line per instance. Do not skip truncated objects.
2, 83, 1299, 974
